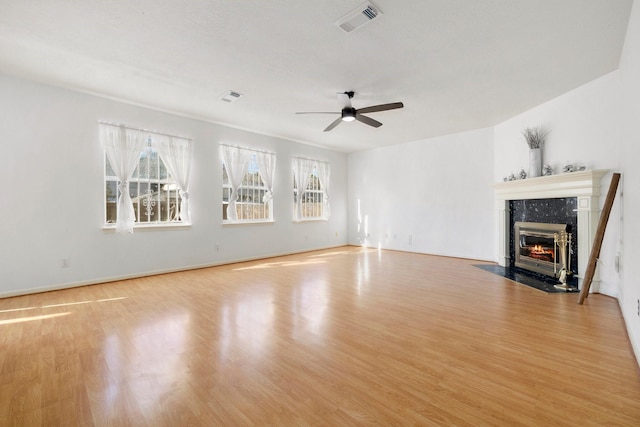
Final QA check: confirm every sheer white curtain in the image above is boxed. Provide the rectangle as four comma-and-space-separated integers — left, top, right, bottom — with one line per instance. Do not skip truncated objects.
256, 151, 276, 207
292, 157, 315, 221
155, 135, 193, 223
100, 124, 147, 233
221, 145, 251, 221
316, 160, 331, 219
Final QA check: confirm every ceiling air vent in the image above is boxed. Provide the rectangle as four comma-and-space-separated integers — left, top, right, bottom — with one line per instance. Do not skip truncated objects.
219, 91, 243, 103
335, 2, 382, 34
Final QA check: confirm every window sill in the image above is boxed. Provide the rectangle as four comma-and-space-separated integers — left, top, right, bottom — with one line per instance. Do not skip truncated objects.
222, 220, 275, 226
102, 223, 191, 232
293, 218, 329, 223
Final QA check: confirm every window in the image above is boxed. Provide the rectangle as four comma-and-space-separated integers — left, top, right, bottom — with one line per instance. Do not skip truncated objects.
293, 157, 330, 221
221, 144, 276, 223
105, 140, 179, 224
101, 123, 192, 233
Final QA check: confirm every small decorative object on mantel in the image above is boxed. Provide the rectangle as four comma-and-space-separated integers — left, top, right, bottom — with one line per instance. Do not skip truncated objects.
508, 172, 516, 181
542, 164, 553, 176
562, 161, 574, 173
522, 126, 549, 178
519, 169, 527, 179
561, 162, 588, 173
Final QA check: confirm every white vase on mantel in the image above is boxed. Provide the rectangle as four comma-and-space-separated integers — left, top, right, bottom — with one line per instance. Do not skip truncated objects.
529, 148, 542, 178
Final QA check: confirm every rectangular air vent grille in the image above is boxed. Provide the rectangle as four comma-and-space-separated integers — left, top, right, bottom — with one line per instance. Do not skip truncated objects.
335, 2, 382, 34
220, 91, 243, 103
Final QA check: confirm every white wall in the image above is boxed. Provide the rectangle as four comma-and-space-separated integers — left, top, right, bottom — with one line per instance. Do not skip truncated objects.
0, 74, 348, 297
494, 71, 622, 183
348, 128, 495, 260
619, 0, 640, 366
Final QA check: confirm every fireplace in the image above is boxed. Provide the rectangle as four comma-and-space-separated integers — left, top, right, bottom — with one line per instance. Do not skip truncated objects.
494, 169, 608, 292
514, 222, 568, 277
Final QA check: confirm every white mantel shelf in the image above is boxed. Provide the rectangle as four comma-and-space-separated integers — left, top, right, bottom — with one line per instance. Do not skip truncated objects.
494, 169, 611, 292
494, 169, 609, 201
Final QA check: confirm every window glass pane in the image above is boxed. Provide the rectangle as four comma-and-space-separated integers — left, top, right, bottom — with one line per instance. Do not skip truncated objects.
166, 189, 178, 221
159, 158, 167, 179
149, 151, 159, 180
137, 183, 150, 222
105, 180, 117, 223
136, 154, 147, 178
129, 182, 140, 199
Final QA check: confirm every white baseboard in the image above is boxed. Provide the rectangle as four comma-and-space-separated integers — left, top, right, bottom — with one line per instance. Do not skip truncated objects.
597, 282, 619, 298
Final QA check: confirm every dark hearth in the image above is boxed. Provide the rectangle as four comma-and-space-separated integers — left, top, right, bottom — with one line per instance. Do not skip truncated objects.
475, 264, 579, 293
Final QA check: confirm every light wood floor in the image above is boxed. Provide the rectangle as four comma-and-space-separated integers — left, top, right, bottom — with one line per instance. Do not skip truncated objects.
1, 246, 639, 426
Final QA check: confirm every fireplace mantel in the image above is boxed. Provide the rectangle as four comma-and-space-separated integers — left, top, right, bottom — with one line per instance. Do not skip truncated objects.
494, 169, 609, 291
494, 169, 609, 201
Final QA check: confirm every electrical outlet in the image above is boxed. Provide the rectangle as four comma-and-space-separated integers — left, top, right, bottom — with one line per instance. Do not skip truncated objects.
215, 244, 219, 251
61, 257, 71, 268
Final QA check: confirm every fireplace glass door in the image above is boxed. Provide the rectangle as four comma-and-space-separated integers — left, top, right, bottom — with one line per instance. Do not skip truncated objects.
514, 222, 568, 277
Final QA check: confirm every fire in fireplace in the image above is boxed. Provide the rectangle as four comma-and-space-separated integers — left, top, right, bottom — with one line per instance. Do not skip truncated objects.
514, 222, 569, 278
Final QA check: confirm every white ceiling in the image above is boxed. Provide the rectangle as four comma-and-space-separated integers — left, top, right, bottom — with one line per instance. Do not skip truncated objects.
0, 0, 633, 152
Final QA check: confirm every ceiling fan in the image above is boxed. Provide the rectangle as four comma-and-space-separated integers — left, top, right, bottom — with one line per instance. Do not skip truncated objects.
296, 91, 404, 132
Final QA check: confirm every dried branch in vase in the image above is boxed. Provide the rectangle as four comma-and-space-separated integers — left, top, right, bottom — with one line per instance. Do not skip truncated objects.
522, 126, 549, 149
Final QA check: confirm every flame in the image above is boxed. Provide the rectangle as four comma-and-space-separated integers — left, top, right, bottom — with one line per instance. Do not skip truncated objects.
526, 244, 555, 262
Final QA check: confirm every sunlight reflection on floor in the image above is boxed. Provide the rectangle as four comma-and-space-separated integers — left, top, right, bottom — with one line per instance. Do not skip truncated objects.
0, 312, 71, 325
233, 259, 327, 270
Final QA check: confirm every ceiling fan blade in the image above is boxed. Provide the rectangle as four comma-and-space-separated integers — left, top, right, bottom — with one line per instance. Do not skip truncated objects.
355, 113, 383, 128
323, 117, 343, 132
357, 102, 404, 114
295, 112, 339, 115
337, 92, 352, 109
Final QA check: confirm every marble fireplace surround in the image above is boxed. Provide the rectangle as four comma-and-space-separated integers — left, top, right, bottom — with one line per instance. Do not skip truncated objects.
494, 169, 608, 292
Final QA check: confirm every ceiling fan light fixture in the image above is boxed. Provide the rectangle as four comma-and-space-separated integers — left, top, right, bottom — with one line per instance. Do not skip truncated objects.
341, 107, 356, 121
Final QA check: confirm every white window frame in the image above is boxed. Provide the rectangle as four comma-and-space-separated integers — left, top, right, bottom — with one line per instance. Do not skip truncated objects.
104, 133, 186, 230
293, 158, 330, 222
222, 145, 275, 224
